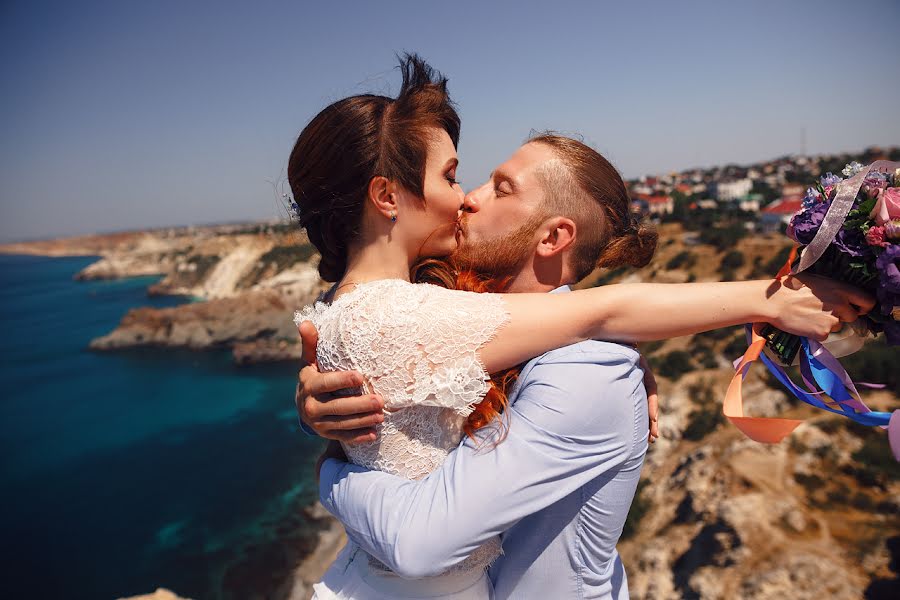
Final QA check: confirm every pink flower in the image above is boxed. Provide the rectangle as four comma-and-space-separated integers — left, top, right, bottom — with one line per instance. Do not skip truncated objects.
863, 184, 883, 200
824, 185, 835, 198
866, 225, 887, 247
870, 187, 900, 225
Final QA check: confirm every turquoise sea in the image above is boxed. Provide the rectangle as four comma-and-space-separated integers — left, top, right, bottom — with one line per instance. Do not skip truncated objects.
0, 254, 326, 600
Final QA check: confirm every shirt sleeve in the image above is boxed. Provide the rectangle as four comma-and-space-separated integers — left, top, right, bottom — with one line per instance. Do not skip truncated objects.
319, 344, 647, 578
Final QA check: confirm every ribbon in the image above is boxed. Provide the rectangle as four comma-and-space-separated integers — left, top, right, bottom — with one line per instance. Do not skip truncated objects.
724, 324, 899, 460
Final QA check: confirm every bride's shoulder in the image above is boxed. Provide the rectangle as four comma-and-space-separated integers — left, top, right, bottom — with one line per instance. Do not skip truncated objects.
342, 278, 452, 304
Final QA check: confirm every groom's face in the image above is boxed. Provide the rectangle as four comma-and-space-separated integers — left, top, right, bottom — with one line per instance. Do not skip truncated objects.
453, 143, 558, 275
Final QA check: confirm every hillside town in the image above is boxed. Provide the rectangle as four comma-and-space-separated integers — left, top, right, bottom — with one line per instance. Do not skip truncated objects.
628, 146, 900, 232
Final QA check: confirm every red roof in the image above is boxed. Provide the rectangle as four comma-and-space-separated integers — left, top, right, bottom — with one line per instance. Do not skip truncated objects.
635, 193, 672, 204
762, 196, 803, 215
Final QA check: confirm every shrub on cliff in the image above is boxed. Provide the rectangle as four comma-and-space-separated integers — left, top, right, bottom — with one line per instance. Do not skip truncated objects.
682, 380, 723, 441
666, 250, 697, 271
749, 245, 793, 278
683, 406, 724, 441
698, 222, 747, 251
718, 250, 745, 280
621, 479, 651, 540
840, 337, 898, 390
652, 350, 693, 381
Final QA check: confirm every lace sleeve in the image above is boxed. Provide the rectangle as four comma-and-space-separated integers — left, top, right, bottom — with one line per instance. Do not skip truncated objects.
325, 280, 510, 417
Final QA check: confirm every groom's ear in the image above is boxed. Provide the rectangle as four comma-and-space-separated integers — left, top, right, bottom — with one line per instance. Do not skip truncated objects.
535, 216, 576, 257
367, 176, 398, 219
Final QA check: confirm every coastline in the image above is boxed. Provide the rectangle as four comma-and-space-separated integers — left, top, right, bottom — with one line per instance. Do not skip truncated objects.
0, 222, 327, 366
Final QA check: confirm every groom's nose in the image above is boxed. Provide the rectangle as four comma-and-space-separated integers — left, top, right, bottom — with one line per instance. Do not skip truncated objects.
461, 190, 480, 213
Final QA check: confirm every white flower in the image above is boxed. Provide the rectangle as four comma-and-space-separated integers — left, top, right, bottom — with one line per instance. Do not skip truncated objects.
842, 161, 864, 177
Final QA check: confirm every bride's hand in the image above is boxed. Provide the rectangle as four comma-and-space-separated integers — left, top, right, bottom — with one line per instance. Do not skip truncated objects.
766, 274, 875, 340
296, 320, 384, 444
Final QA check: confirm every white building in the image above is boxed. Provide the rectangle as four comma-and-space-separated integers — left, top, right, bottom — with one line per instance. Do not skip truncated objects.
710, 178, 753, 201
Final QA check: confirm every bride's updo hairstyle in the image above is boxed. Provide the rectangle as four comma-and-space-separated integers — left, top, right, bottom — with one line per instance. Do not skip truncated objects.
288, 54, 461, 282
529, 133, 658, 281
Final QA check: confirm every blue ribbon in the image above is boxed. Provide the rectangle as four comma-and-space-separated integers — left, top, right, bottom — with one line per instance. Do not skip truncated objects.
750, 325, 891, 427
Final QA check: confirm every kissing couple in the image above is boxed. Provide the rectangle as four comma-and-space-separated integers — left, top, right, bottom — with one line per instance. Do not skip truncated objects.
288, 54, 872, 599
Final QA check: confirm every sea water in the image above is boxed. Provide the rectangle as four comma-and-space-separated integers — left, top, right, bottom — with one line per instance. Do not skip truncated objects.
0, 254, 326, 600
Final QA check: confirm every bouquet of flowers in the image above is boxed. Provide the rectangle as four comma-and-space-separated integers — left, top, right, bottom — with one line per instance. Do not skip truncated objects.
762, 161, 900, 365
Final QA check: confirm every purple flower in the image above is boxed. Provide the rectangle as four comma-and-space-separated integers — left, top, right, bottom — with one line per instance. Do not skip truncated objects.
821, 172, 843, 187
882, 320, 900, 345
788, 201, 828, 245
864, 171, 891, 185
876, 244, 900, 294
832, 226, 873, 258
801, 187, 822, 208
877, 285, 899, 315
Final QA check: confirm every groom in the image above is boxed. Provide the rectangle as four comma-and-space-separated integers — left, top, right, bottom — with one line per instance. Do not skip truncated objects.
296, 133, 656, 599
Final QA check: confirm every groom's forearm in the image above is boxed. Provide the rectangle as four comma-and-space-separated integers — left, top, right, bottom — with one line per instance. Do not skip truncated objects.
319, 354, 642, 578
319, 459, 441, 576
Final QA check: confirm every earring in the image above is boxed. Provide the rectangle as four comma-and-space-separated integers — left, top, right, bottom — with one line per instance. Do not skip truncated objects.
390, 211, 397, 222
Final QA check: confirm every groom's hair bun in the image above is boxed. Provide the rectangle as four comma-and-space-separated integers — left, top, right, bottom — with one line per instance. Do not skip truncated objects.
528, 133, 657, 280
287, 53, 460, 282
596, 214, 658, 270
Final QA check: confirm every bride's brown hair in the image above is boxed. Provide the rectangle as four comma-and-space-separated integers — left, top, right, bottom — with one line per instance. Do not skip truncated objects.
287, 53, 460, 282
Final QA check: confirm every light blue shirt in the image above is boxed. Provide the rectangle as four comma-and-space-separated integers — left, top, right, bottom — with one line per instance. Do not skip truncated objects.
319, 286, 648, 599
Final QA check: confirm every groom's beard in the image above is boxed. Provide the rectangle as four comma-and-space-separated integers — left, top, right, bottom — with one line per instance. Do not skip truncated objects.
452, 213, 547, 281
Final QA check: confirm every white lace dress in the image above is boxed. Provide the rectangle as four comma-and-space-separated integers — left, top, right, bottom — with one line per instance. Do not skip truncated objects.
295, 279, 510, 599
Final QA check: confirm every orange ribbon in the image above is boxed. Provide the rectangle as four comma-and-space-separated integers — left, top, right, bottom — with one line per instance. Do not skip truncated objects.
723, 245, 803, 443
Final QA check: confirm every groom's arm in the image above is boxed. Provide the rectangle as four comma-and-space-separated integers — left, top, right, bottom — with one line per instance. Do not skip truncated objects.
319, 344, 647, 578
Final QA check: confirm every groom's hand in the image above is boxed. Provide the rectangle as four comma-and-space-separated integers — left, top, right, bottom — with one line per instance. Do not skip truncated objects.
639, 355, 659, 444
316, 440, 348, 485
296, 320, 384, 445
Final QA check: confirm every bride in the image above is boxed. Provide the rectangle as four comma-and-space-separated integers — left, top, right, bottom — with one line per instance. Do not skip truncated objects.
288, 54, 866, 599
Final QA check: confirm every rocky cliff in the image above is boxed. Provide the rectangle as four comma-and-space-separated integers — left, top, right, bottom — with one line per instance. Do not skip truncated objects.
1, 221, 328, 364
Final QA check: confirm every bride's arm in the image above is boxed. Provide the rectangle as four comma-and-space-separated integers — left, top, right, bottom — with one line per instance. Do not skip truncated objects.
480, 276, 872, 373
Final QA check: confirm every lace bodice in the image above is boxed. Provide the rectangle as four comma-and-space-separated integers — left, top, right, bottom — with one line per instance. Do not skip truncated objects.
295, 278, 510, 572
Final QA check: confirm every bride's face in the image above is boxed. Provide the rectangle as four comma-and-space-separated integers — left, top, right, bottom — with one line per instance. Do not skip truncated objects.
398, 127, 466, 258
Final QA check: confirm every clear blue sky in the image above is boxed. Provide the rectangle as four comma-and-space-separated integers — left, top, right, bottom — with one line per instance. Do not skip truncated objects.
2, 0, 898, 242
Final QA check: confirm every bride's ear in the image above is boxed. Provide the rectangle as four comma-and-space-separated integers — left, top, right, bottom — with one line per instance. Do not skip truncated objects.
536, 217, 576, 257
368, 176, 399, 220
